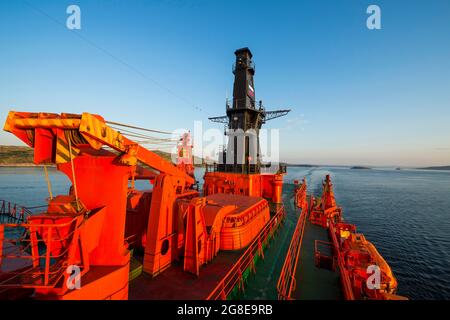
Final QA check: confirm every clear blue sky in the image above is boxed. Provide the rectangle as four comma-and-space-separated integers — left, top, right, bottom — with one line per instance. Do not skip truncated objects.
1, 0, 449, 166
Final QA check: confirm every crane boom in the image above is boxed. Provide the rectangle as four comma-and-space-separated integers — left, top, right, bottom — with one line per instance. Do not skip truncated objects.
3, 111, 195, 186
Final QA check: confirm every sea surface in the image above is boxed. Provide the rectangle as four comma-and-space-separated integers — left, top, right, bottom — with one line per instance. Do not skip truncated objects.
1, 166, 449, 299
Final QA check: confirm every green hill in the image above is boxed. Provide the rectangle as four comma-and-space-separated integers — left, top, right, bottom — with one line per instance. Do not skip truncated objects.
0, 145, 34, 165
0, 145, 205, 167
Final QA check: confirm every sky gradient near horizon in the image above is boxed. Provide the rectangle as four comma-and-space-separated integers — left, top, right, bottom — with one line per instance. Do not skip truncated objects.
0, 0, 449, 167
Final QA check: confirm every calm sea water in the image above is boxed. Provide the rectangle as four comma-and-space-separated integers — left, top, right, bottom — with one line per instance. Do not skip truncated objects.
1, 166, 449, 299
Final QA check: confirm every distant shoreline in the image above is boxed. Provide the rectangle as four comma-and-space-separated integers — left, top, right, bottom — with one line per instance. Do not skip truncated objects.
1, 164, 450, 171
1, 145, 449, 170
0, 145, 206, 167
418, 166, 450, 171
284, 164, 318, 168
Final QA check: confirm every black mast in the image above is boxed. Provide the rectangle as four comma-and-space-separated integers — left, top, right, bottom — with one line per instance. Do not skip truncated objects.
209, 48, 290, 174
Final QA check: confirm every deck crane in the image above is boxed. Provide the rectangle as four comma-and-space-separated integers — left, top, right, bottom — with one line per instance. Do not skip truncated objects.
1, 111, 200, 299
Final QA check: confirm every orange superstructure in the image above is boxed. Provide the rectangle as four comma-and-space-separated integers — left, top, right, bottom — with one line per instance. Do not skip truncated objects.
310, 175, 342, 228
206, 193, 271, 251
203, 170, 284, 204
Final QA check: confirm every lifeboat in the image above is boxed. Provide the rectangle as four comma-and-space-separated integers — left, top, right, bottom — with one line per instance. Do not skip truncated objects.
202, 194, 271, 251
337, 225, 400, 299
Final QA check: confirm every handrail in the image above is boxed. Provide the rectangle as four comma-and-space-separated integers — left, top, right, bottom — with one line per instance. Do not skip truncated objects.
276, 180, 308, 300
0, 200, 34, 224
206, 205, 285, 300
0, 215, 83, 289
329, 222, 355, 300
276, 204, 307, 299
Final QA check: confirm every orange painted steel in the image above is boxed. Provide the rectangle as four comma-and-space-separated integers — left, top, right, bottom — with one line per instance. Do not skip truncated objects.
206, 205, 285, 300
203, 169, 284, 204
142, 173, 197, 277
215, 194, 271, 250
329, 222, 355, 300
124, 190, 153, 249
0, 213, 84, 289
0, 194, 133, 299
3, 111, 194, 186
276, 179, 308, 300
1, 111, 199, 298
183, 197, 206, 276
181, 194, 271, 276
332, 223, 403, 300
310, 175, 342, 228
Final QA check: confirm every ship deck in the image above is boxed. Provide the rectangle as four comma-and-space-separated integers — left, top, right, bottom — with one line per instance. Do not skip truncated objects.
128, 183, 344, 300
234, 183, 298, 299
129, 250, 244, 300
293, 218, 342, 300
128, 202, 282, 300
234, 184, 342, 300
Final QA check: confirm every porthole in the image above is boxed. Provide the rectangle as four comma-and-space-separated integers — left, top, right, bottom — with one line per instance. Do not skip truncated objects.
161, 239, 169, 255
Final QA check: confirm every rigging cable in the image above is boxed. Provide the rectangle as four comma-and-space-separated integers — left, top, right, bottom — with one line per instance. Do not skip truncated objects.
106, 120, 173, 135
43, 165, 53, 200
68, 138, 80, 211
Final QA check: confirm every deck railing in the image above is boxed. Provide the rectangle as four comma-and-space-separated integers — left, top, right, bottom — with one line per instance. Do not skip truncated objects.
314, 240, 336, 271
0, 215, 83, 289
206, 205, 285, 300
0, 200, 35, 224
276, 181, 308, 300
328, 222, 355, 300
205, 163, 287, 175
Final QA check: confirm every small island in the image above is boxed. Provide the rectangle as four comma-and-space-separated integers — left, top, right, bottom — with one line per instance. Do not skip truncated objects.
350, 166, 371, 170
284, 163, 318, 168
418, 166, 450, 171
